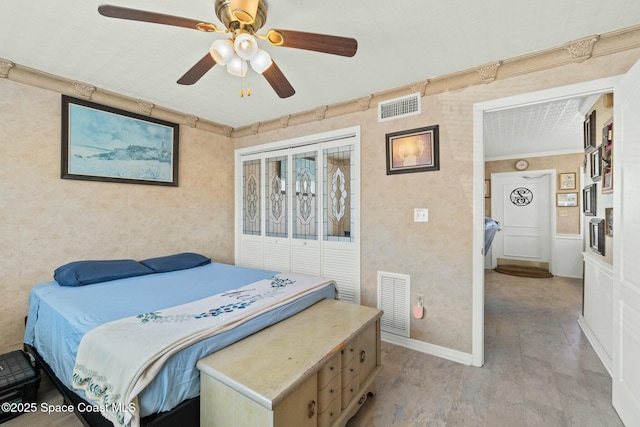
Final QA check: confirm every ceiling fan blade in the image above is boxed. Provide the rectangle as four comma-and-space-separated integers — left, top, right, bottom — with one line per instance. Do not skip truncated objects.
262, 61, 295, 98
268, 29, 357, 57
177, 54, 217, 85
98, 5, 213, 30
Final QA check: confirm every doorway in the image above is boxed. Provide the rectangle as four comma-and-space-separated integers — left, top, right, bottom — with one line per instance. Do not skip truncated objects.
490, 171, 553, 271
471, 76, 620, 367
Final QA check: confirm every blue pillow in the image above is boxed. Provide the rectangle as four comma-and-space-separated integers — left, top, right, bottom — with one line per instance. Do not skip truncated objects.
140, 252, 211, 273
54, 259, 154, 287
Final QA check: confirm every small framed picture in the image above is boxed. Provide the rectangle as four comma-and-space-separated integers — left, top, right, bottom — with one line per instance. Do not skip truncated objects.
590, 218, 605, 255
601, 119, 613, 194
385, 125, 439, 175
583, 184, 596, 216
559, 172, 576, 190
605, 208, 613, 237
556, 192, 578, 207
584, 110, 597, 153
590, 146, 602, 182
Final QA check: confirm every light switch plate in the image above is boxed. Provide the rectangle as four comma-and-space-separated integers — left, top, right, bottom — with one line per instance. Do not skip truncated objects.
414, 208, 429, 222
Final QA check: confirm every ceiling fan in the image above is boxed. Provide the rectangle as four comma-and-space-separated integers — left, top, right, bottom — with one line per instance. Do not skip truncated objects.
98, 0, 358, 98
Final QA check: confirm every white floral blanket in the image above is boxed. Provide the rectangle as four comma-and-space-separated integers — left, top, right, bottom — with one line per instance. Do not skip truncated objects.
71, 273, 334, 427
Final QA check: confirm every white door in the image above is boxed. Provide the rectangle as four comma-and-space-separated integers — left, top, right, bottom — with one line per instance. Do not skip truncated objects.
611, 58, 640, 426
490, 172, 551, 268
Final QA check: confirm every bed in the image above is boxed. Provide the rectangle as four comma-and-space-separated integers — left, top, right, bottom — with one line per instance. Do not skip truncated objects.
23, 255, 336, 427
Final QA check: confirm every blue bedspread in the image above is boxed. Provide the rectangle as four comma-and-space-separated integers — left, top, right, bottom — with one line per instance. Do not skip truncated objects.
24, 262, 336, 417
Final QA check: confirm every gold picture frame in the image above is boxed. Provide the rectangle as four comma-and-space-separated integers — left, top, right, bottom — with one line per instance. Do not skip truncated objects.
559, 172, 576, 190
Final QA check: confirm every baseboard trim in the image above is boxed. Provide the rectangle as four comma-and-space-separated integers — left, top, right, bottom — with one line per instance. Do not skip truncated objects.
578, 316, 612, 377
381, 332, 473, 366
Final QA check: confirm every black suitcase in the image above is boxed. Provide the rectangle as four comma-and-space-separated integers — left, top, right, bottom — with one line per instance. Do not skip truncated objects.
0, 350, 41, 423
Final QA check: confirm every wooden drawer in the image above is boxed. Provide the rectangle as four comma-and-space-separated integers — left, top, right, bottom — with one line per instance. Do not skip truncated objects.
341, 336, 359, 366
317, 373, 341, 413
318, 393, 342, 427
342, 352, 360, 384
341, 374, 360, 409
317, 352, 340, 389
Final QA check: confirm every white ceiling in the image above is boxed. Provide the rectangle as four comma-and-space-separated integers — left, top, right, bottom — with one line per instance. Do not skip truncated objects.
483, 94, 601, 160
1, 0, 638, 155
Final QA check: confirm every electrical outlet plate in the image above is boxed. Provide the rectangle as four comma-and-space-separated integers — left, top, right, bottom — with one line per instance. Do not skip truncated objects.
414, 208, 429, 222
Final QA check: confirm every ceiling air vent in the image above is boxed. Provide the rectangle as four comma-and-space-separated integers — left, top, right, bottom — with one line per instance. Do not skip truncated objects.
378, 93, 421, 122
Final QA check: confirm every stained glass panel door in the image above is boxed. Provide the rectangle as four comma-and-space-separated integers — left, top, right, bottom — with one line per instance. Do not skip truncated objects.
264, 154, 290, 272
240, 157, 264, 268
291, 149, 320, 275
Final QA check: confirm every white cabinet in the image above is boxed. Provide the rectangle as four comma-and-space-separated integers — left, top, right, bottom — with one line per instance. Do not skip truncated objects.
579, 251, 613, 374
197, 299, 382, 427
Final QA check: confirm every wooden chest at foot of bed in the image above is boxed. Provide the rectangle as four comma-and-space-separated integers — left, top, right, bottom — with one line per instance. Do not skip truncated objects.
197, 299, 382, 427
0, 350, 41, 423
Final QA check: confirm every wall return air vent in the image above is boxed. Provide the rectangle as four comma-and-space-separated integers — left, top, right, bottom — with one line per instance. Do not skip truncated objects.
378, 93, 421, 122
377, 271, 410, 338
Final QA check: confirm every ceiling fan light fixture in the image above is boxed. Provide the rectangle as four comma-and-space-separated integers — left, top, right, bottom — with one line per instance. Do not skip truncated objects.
265, 29, 284, 46
234, 33, 259, 60
250, 49, 272, 74
227, 55, 248, 77
209, 39, 235, 65
230, 0, 258, 24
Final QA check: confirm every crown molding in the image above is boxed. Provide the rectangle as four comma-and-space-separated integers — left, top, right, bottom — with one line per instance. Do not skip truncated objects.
0, 59, 14, 77
3, 25, 640, 138
0, 61, 231, 136
233, 24, 640, 137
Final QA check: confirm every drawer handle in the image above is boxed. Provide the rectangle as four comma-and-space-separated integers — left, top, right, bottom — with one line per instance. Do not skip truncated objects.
330, 388, 334, 394
308, 400, 316, 418
360, 350, 366, 363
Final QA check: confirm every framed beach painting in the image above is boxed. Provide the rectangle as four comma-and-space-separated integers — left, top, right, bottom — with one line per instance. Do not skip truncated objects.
61, 96, 179, 186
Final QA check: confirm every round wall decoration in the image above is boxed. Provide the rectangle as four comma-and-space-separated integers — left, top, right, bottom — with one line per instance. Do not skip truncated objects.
510, 187, 533, 206
515, 159, 529, 170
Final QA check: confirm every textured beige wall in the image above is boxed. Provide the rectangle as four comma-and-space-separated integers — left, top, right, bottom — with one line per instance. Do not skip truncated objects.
485, 153, 584, 235
234, 48, 640, 353
0, 79, 235, 353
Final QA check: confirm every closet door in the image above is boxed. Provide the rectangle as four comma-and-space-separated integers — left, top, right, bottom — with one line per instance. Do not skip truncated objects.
235, 127, 361, 302
322, 140, 360, 303
240, 156, 264, 268
264, 153, 290, 271
291, 148, 320, 275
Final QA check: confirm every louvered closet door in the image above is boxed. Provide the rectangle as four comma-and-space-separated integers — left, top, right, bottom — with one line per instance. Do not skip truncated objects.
321, 140, 360, 303
236, 128, 361, 303
240, 155, 264, 268
264, 153, 290, 272
290, 148, 321, 276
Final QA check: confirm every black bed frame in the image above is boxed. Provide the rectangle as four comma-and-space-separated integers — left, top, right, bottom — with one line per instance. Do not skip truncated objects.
24, 344, 199, 427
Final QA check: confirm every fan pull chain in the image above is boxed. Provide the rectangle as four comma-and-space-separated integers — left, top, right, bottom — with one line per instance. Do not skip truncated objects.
239, 75, 251, 97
